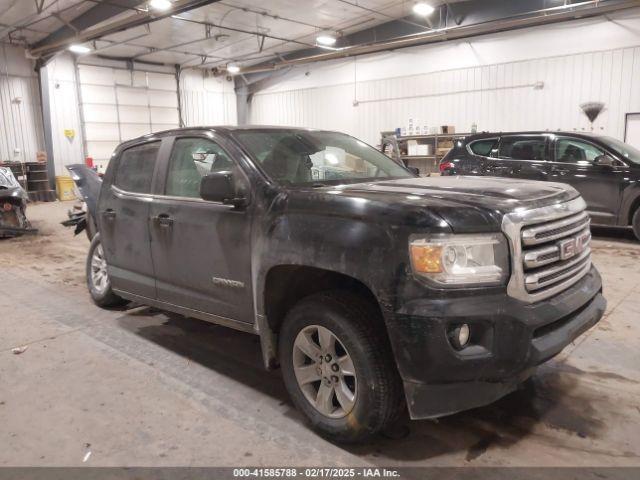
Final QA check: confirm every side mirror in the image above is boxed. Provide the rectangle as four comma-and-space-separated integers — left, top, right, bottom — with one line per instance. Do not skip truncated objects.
594, 154, 616, 167
200, 171, 245, 207
407, 166, 420, 176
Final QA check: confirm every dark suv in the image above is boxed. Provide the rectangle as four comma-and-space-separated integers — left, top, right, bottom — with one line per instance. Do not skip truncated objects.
440, 132, 640, 239
69, 126, 606, 443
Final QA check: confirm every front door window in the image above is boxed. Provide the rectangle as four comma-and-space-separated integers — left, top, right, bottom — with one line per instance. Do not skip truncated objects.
165, 137, 234, 198
555, 138, 604, 164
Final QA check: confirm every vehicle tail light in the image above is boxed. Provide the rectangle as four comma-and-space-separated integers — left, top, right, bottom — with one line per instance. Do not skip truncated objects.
439, 161, 454, 173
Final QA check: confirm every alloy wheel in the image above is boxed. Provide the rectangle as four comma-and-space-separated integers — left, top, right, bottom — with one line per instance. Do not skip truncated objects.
90, 244, 109, 294
292, 325, 357, 418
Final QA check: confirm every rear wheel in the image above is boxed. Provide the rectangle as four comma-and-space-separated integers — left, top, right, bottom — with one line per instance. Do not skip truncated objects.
633, 208, 640, 241
86, 233, 127, 308
279, 291, 402, 443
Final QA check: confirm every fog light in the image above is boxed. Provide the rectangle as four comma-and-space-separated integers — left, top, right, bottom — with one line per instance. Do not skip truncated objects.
458, 324, 470, 346
449, 323, 470, 350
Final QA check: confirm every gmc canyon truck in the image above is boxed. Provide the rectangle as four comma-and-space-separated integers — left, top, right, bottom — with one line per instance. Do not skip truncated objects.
69, 126, 606, 443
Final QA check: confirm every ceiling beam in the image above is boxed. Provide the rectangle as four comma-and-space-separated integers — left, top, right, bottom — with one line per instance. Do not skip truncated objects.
228, 0, 640, 77
29, 0, 222, 57
32, 0, 144, 49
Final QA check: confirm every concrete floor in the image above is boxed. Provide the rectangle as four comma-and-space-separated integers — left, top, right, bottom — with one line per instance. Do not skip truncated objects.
1, 200, 639, 467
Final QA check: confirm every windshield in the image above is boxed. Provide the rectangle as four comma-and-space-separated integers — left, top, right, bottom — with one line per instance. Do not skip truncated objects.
598, 136, 640, 165
233, 130, 413, 186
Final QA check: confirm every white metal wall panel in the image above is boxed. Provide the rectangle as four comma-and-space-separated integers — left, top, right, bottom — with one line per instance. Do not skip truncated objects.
179, 70, 237, 127
77, 64, 180, 169
0, 46, 45, 164
117, 87, 149, 106
79, 65, 114, 85
43, 53, 85, 176
250, 45, 640, 146
150, 107, 179, 125
80, 84, 115, 104
149, 90, 178, 108
84, 123, 120, 141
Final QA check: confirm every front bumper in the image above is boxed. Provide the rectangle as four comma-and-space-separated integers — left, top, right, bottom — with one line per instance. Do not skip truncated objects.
0, 200, 36, 238
385, 266, 605, 419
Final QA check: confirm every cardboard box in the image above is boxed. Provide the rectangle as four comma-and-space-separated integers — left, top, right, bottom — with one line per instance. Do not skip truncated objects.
436, 147, 452, 156
440, 125, 456, 134
416, 144, 432, 155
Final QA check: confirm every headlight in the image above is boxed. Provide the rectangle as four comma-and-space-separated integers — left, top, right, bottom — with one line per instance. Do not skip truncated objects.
409, 233, 509, 287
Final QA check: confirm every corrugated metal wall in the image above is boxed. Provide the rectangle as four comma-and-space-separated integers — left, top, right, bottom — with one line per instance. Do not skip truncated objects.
0, 45, 44, 163
180, 70, 237, 127
250, 45, 640, 146
44, 53, 85, 177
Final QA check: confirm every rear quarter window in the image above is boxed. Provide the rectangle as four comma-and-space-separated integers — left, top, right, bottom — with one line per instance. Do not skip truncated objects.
114, 141, 161, 193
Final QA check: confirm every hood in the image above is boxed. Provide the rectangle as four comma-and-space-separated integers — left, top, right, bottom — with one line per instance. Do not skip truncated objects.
66, 164, 103, 218
304, 175, 580, 233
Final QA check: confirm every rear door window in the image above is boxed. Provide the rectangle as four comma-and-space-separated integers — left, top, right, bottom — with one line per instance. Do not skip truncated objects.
468, 138, 498, 157
114, 142, 160, 193
498, 136, 547, 160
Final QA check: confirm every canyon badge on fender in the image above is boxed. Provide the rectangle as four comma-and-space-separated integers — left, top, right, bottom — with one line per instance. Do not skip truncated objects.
211, 276, 245, 289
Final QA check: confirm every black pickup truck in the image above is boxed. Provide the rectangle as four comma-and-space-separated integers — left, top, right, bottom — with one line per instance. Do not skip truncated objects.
69, 126, 606, 443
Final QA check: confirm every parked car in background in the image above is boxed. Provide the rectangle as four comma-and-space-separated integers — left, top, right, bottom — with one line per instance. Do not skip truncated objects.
0, 166, 35, 238
69, 127, 605, 443
439, 132, 640, 240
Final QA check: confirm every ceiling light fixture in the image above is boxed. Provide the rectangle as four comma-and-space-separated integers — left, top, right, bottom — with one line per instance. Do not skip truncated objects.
413, 2, 435, 16
68, 44, 91, 54
149, 0, 172, 11
316, 35, 337, 46
227, 64, 240, 74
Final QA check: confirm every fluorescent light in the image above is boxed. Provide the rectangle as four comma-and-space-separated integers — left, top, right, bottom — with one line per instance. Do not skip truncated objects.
413, 2, 435, 16
227, 64, 240, 74
68, 44, 91, 54
149, 0, 172, 10
316, 35, 337, 46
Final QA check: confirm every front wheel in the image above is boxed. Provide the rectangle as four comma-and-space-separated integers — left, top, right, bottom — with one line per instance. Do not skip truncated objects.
86, 233, 127, 308
279, 291, 403, 443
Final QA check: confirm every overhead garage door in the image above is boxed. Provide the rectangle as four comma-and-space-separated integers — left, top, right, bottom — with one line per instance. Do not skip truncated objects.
77, 65, 180, 172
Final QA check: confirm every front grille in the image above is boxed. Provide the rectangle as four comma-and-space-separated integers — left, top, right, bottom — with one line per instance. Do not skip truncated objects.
502, 197, 592, 303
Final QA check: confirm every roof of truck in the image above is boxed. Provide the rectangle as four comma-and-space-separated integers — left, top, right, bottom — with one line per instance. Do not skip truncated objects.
116, 125, 331, 148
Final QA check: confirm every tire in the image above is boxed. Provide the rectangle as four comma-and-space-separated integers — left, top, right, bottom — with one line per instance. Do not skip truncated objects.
633, 208, 640, 242
279, 291, 403, 443
85, 211, 96, 241
86, 233, 127, 308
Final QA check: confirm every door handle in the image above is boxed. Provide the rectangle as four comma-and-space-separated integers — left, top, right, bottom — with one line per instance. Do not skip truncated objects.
102, 209, 116, 220
153, 213, 174, 227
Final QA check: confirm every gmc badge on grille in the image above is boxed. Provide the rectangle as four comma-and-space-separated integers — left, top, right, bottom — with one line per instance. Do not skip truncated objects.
559, 231, 590, 260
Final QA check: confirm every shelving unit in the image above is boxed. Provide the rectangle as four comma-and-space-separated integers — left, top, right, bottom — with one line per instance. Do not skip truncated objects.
380, 132, 469, 175
25, 163, 56, 202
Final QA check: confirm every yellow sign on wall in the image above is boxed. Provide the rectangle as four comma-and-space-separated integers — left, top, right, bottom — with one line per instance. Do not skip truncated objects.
64, 129, 75, 140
